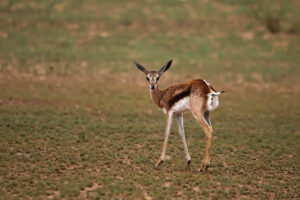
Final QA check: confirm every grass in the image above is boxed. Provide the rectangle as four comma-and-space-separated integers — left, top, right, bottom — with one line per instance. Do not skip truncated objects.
0, 0, 299, 199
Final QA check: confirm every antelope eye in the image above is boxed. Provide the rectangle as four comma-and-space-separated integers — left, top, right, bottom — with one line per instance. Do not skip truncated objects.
146, 77, 150, 81
156, 76, 160, 81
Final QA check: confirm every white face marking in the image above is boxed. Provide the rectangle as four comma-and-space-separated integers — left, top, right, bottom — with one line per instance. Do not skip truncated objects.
147, 74, 160, 90
170, 97, 191, 114
146, 75, 151, 81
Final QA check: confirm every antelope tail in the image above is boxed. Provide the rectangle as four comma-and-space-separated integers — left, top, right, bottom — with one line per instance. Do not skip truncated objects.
212, 91, 225, 96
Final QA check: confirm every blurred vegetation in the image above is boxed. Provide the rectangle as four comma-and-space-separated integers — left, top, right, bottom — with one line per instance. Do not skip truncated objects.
0, 0, 299, 199
249, 0, 300, 34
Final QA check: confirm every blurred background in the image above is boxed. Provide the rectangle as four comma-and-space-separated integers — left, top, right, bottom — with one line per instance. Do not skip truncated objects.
0, 0, 299, 199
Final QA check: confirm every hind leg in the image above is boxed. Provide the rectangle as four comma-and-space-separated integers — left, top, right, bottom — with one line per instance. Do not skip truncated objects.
190, 95, 213, 172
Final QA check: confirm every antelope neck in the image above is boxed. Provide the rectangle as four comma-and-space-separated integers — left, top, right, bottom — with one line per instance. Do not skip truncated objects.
150, 85, 163, 109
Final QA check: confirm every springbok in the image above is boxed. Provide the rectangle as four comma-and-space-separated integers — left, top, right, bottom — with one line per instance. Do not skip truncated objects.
134, 60, 224, 171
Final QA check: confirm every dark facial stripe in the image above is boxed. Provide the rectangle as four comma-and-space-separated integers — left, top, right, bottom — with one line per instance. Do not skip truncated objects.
167, 87, 191, 109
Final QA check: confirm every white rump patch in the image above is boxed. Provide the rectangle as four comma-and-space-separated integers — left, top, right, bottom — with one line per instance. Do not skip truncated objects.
207, 92, 221, 111
171, 97, 191, 114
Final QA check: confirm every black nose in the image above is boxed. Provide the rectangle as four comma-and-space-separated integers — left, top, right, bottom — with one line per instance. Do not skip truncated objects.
150, 85, 155, 90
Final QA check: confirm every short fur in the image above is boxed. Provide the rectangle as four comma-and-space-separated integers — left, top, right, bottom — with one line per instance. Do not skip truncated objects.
151, 79, 212, 111
134, 60, 223, 171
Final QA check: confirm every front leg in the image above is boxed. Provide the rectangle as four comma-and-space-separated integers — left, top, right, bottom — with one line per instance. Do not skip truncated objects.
176, 114, 191, 171
155, 111, 173, 169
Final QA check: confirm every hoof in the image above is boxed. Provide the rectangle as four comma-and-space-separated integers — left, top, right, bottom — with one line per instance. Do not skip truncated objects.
154, 159, 164, 169
186, 160, 191, 171
200, 163, 210, 172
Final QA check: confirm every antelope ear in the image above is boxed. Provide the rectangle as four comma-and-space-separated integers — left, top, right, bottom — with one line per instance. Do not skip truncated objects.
159, 59, 172, 74
134, 61, 148, 74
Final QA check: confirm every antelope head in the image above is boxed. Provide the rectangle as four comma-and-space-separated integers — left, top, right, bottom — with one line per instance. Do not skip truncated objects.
134, 60, 172, 90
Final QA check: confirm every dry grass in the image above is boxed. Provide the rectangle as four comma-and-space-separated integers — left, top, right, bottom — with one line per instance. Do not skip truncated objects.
0, 0, 299, 199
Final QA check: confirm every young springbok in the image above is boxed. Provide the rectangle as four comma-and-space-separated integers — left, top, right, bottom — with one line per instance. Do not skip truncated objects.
134, 60, 224, 172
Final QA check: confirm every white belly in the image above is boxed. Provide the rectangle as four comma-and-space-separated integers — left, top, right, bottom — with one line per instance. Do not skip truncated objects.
170, 97, 191, 114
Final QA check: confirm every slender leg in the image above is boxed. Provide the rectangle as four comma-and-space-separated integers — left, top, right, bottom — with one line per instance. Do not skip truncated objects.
193, 112, 213, 172
176, 114, 191, 171
201, 121, 212, 172
155, 111, 173, 169
190, 96, 213, 172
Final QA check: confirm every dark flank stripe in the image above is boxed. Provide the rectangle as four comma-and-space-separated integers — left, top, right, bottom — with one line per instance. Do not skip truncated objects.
167, 87, 191, 109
